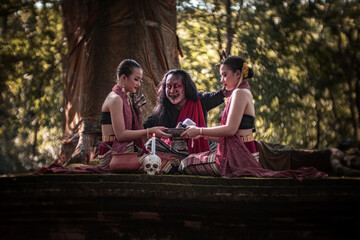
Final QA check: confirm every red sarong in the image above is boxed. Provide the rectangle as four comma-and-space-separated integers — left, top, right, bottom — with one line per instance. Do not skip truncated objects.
37, 84, 147, 174
216, 93, 328, 181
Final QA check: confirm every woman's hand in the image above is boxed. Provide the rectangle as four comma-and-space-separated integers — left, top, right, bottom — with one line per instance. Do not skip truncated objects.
150, 126, 172, 139
180, 126, 201, 139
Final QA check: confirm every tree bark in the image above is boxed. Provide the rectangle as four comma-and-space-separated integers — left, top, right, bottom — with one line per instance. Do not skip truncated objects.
59, 0, 180, 164
225, 0, 233, 56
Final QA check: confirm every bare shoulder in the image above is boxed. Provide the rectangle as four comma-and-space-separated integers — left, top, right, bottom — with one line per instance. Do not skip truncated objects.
232, 88, 252, 99
102, 92, 123, 111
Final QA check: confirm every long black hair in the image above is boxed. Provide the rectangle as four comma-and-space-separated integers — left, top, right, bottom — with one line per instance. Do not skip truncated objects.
153, 69, 198, 120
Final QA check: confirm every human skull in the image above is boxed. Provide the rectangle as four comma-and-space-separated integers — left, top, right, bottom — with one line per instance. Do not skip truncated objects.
143, 154, 161, 175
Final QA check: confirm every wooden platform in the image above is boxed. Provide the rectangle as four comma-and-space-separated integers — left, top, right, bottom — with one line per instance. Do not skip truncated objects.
1, 173, 360, 239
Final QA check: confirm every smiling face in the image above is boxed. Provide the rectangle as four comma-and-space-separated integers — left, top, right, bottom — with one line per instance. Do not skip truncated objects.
165, 74, 186, 109
123, 67, 143, 93
220, 64, 241, 91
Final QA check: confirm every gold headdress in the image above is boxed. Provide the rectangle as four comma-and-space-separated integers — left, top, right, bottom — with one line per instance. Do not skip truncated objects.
216, 50, 229, 68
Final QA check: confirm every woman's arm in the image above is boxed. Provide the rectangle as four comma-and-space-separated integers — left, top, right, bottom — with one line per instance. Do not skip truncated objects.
110, 96, 171, 141
182, 89, 249, 138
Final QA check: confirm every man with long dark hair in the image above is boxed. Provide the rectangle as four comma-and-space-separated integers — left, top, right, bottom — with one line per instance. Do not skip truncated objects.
143, 69, 226, 153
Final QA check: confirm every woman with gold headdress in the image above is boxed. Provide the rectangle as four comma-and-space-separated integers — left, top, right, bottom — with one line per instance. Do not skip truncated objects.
180, 56, 327, 180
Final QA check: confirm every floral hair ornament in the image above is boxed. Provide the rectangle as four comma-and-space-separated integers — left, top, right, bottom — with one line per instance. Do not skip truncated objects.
242, 62, 248, 79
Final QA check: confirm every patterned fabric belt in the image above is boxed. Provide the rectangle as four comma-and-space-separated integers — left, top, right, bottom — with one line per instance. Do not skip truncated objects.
239, 135, 254, 142
102, 135, 116, 142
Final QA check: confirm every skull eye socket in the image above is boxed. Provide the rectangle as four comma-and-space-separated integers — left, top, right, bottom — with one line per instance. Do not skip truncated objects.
153, 164, 158, 168
145, 163, 151, 168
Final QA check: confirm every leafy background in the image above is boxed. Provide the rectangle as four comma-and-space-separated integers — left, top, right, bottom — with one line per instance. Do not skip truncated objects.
1, 0, 359, 173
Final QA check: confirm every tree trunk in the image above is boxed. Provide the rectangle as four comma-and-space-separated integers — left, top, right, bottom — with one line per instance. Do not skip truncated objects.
225, 0, 233, 56
211, 0, 223, 58
59, 0, 180, 165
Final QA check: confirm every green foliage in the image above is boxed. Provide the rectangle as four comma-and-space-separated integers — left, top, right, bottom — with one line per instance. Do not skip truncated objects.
0, 0, 66, 173
1, 0, 359, 174
177, 0, 229, 125
177, 0, 360, 149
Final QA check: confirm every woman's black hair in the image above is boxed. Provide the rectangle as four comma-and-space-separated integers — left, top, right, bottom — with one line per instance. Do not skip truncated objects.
153, 69, 198, 120
116, 59, 142, 79
222, 56, 254, 79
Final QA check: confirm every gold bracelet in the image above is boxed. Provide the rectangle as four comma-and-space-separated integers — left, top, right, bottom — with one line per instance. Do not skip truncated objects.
200, 128, 203, 135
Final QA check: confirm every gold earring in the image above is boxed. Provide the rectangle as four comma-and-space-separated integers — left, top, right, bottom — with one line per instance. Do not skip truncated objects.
235, 73, 244, 89
121, 82, 125, 92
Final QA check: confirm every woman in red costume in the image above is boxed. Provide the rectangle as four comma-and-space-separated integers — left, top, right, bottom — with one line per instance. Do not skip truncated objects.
38, 59, 171, 174
180, 56, 327, 180
99, 59, 171, 168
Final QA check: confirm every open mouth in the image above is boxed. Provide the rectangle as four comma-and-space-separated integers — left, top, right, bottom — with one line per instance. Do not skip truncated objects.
169, 94, 179, 100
